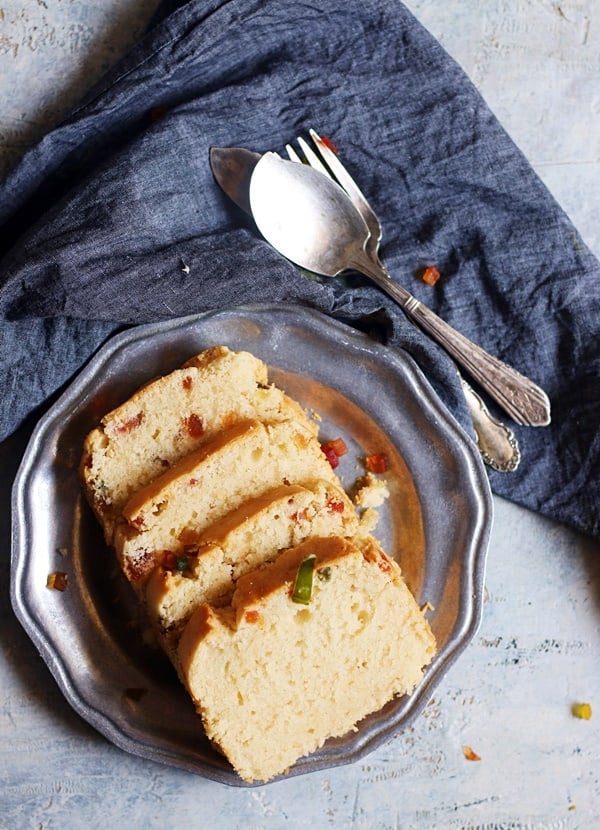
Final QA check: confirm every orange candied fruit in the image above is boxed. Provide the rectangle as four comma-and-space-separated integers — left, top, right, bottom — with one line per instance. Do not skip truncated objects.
462, 745, 481, 762
325, 437, 348, 457
421, 265, 441, 286
46, 571, 68, 591
364, 453, 389, 474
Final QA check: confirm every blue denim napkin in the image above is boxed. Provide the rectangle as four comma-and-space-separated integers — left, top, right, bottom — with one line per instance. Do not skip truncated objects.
0, 0, 597, 537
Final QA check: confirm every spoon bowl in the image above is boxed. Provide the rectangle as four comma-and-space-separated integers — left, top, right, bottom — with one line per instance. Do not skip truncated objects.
249, 152, 371, 276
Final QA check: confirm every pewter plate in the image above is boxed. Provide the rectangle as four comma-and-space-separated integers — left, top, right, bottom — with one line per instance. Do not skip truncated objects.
11, 304, 492, 786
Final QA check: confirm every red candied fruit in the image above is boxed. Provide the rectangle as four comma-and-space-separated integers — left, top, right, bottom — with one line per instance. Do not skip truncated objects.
162, 550, 177, 570
150, 105, 169, 121
116, 412, 143, 433
126, 550, 155, 582
183, 413, 204, 438
321, 135, 339, 154
321, 437, 348, 469
321, 444, 339, 469
362, 548, 392, 572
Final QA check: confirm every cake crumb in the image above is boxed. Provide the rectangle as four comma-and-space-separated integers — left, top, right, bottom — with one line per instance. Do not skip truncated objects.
358, 508, 380, 533
354, 473, 390, 508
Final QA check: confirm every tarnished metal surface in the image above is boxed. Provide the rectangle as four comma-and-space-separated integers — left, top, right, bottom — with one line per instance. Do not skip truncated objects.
1, 0, 598, 826
11, 305, 492, 785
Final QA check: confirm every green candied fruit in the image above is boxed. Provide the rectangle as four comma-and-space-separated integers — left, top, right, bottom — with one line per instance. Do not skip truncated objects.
292, 555, 317, 605
175, 556, 189, 574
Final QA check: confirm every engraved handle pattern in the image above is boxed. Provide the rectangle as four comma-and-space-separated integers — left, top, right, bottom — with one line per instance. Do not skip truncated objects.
461, 377, 521, 472
351, 254, 551, 427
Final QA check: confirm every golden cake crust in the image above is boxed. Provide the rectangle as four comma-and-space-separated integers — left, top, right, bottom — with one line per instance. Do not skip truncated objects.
79, 343, 436, 783
178, 534, 436, 783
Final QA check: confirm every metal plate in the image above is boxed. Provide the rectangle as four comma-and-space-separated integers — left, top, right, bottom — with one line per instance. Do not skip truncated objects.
10, 304, 492, 786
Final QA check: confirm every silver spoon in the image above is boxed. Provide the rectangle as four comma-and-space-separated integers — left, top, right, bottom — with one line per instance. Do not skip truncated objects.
460, 375, 520, 471
210, 147, 520, 470
210, 146, 519, 470
248, 152, 551, 428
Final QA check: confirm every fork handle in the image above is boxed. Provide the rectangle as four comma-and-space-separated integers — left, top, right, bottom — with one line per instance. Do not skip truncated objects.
350, 256, 551, 427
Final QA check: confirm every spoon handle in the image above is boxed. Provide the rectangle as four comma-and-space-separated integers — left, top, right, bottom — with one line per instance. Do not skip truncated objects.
460, 376, 521, 471
350, 256, 551, 427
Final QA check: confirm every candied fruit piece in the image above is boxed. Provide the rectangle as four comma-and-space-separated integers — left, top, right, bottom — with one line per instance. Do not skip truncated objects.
365, 453, 389, 474
422, 265, 441, 286
46, 572, 68, 591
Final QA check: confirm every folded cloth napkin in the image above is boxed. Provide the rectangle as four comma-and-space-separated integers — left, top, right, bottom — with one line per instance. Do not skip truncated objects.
0, 0, 597, 538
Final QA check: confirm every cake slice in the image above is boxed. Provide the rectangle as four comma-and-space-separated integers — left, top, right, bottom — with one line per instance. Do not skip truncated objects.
144, 479, 359, 655
80, 346, 314, 543
177, 534, 436, 783
114, 418, 341, 588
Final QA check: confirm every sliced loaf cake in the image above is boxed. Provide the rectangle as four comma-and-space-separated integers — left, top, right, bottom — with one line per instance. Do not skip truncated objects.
177, 533, 436, 783
114, 418, 340, 588
80, 342, 436, 783
80, 346, 314, 543
144, 479, 359, 655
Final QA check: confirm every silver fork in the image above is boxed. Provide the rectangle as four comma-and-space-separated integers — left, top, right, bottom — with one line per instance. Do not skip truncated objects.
285, 129, 550, 430
287, 132, 521, 471
286, 130, 382, 263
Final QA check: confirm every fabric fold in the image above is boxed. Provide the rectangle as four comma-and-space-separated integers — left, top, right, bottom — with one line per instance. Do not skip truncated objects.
0, 0, 597, 537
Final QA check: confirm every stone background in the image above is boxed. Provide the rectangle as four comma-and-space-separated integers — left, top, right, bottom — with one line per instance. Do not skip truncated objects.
1, 2, 598, 828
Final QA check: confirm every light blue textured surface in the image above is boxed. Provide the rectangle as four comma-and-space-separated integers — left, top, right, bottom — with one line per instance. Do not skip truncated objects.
0, 1, 598, 827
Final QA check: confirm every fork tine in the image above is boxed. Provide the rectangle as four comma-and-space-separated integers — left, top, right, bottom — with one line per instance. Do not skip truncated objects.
286, 128, 382, 251
308, 128, 381, 242
286, 137, 332, 180
285, 143, 302, 163
296, 136, 330, 176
